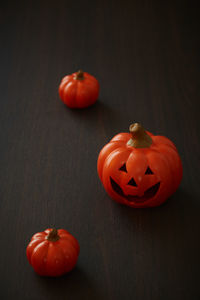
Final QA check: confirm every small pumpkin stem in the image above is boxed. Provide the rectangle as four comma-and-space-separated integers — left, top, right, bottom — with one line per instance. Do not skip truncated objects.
75, 70, 84, 80
46, 228, 60, 242
127, 123, 152, 148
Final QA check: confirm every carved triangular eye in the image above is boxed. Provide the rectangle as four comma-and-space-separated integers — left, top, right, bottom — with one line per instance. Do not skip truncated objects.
119, 163, 127, 172
145, 166, 154, 175
127, 178, 137, 187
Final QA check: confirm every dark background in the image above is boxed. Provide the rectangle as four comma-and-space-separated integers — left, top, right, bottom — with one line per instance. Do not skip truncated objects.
0, 1, 200, 299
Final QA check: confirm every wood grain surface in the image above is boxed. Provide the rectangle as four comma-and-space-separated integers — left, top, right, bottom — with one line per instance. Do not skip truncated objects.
0, 1, 199, 299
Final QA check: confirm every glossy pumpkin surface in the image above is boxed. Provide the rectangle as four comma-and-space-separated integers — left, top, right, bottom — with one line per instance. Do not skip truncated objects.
59, 70, 99, 108
26, 228, 80, 277
97, 123, 182, 208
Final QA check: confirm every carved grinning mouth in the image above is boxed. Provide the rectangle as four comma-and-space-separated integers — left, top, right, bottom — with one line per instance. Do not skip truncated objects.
110, 177, 160, 203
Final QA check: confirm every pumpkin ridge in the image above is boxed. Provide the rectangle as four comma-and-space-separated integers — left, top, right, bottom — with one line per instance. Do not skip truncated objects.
98, 143, 127, 179
58, 239, 79, 257
27, 238, 44, 263
58, 236, 79, 254
31, 241, 49, 275
152, 135, 176, 149
103, 147, 132, 172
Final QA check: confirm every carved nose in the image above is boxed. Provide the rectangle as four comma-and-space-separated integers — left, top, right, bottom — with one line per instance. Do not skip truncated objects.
127, 178, 137, 187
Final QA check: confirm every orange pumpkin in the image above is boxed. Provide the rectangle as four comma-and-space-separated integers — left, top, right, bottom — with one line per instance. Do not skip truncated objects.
97, 123, 182, 208
26, 228, 80, 277
59, 70, 99, 108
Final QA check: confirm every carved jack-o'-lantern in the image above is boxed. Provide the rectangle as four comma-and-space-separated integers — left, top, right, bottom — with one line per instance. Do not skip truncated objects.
97, 123, 182, 208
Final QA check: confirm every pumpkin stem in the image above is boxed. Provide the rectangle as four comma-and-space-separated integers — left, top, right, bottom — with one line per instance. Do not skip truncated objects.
46, 228, 60, 242
127, 123, 152, 148
75, 70, 84, 80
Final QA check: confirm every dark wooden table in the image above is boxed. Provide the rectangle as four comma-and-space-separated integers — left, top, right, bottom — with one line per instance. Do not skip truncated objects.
0, 1, 199, 299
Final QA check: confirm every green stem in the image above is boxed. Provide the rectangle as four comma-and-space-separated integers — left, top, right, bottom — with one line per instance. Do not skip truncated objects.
75, 70, 84, 80
127, 123, 152, 148
46, 228, 60, 242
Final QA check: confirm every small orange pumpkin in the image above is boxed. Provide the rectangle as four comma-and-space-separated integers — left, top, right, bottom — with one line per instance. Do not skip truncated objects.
97, 123, 182, 208
59, 70, 99, 108
26, 228, 80, 277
